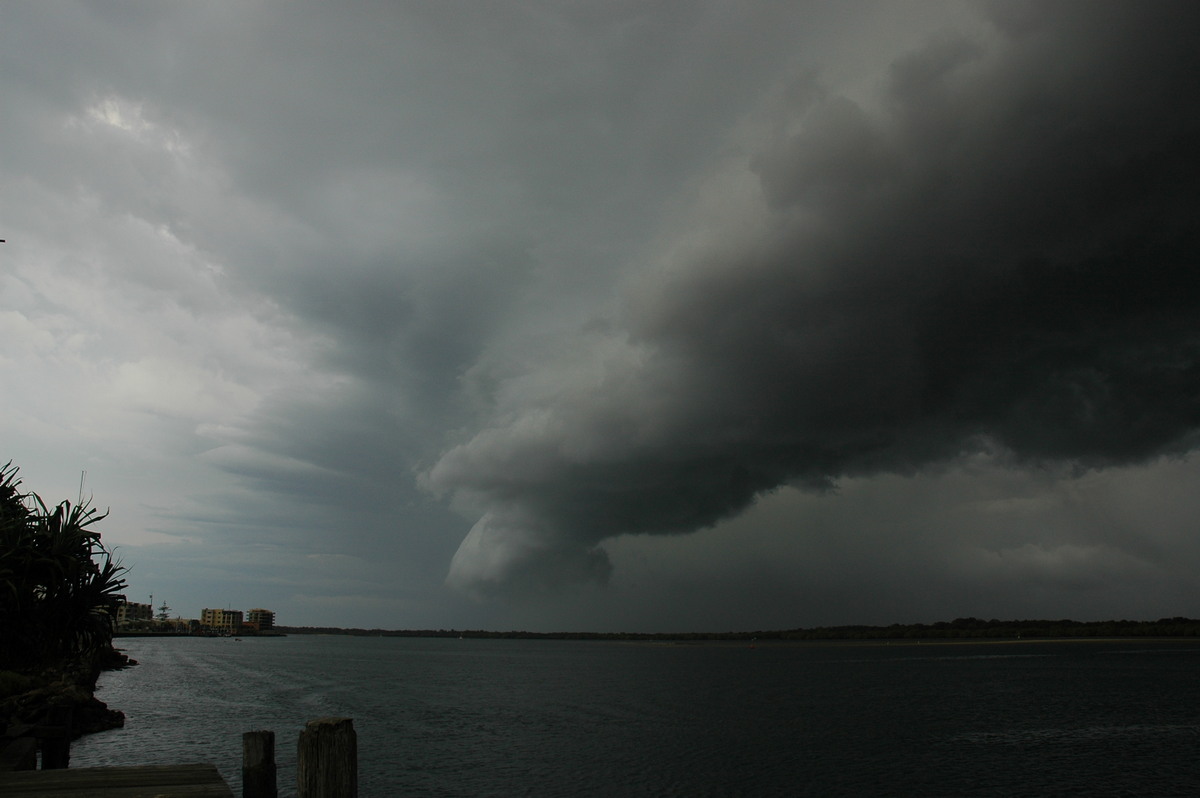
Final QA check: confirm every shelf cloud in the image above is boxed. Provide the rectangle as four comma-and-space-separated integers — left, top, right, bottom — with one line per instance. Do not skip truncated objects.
429, 1, 1200, 596
4, 1, 1199, 630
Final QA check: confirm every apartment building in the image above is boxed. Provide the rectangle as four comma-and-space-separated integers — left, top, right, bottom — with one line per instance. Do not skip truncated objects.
246, 608, 275, 631
200, 607, 244, 633
116, 599, 153, 628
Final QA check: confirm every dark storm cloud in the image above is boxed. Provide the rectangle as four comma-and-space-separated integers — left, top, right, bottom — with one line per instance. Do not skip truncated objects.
430, 1, 1200, 594
8, 0, 1200, 630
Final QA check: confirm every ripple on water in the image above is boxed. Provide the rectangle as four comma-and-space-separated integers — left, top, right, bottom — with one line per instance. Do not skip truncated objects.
72, 638, 1200, 797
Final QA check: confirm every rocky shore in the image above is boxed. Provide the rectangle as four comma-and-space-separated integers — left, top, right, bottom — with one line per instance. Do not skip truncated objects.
1, 646, 135, 740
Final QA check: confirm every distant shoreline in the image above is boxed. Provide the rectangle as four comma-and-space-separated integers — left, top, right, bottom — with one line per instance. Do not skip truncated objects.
642, 636, 1200, 648
269, 617, 1200, 642
107, 631, 1200, 653
110, 618, 1200, 643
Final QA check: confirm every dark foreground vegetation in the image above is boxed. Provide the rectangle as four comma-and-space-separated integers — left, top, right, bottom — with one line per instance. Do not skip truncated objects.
276, 616, 1200, 641
1, 461, 132, 744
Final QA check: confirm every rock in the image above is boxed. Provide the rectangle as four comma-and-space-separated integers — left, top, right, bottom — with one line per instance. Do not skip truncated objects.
71, 696, 125, 737
0, 645, 135, 742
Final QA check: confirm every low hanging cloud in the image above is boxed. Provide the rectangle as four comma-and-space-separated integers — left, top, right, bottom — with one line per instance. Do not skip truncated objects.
429, 1, 1200, 596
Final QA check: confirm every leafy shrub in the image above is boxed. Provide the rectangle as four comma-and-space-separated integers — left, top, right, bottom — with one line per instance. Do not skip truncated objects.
0, 461, 128, 674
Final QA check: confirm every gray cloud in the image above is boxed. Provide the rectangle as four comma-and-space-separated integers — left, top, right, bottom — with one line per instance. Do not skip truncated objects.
429, 1, 1200, 595
5, 1, 1199, 630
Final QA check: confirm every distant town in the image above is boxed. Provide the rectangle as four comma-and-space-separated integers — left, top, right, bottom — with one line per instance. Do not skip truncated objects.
115, 597, 277, 636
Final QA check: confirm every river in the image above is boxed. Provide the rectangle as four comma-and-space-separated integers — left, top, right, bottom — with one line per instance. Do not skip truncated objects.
71, 635, 1200, 796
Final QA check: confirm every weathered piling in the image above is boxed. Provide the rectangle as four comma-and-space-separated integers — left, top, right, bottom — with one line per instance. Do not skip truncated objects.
39, 705, 73, 769
242, 730, 277, 798
296, 717, 356, 798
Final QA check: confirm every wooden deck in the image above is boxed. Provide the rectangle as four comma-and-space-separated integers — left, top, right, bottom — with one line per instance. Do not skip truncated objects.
0, 762, 233, 797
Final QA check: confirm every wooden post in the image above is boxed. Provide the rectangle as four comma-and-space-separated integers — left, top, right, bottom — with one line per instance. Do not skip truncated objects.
242, 730, 277, 798
296, 717, 356, 798
39, 705, 73, 769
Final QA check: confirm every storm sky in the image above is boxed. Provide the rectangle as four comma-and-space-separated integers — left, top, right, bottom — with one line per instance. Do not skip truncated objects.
3, 1, 1199, 632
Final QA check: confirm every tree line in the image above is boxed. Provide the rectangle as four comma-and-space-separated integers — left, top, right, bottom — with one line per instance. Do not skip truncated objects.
275, 616, 1200, 641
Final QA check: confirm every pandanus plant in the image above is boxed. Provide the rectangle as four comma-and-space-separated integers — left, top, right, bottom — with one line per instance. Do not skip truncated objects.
0, 461, 128, 673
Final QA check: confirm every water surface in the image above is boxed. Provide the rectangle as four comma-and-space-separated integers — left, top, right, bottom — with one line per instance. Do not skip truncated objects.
72, 636, 1200, 796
